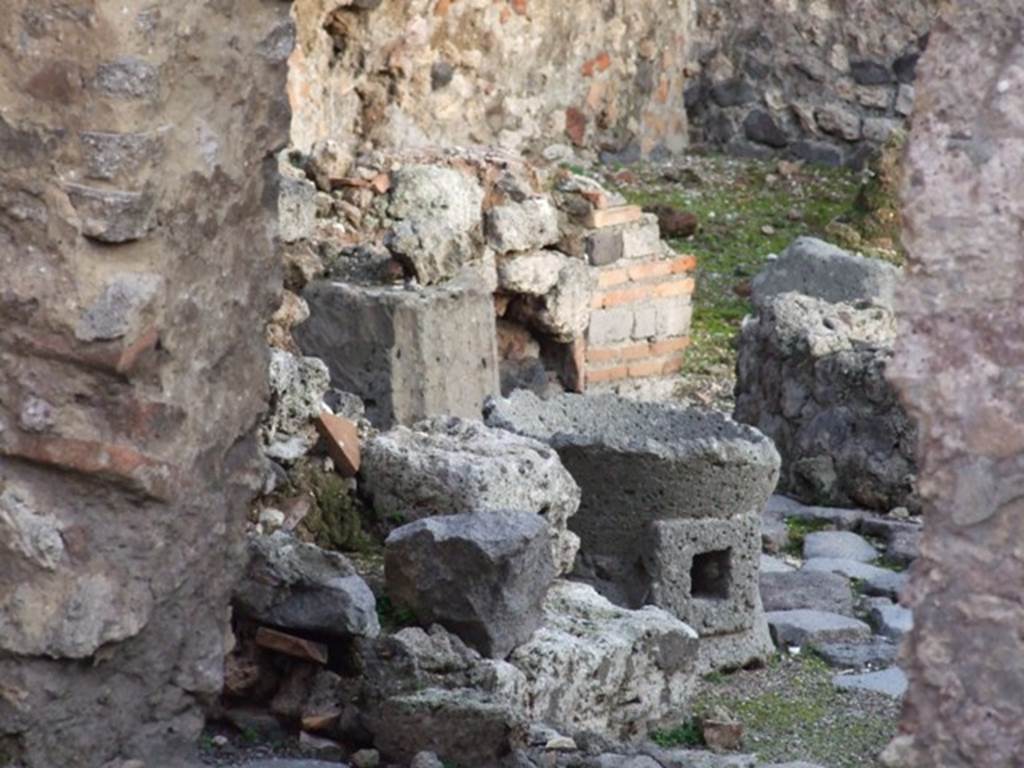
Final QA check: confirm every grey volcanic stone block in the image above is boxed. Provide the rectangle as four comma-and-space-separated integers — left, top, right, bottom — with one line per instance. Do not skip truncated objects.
801, 558, 907, 598
234, 532, 380, 638
484, 391, 779, 608
645, 515, 761, 635
374, 688, 527, 765
833, 667, 907, 698
760, 570, 854, 616
361, 417, 581, 573
385, 512, 555, 658
868, 602, 913, 640
735, 292, 917, 512
766, 609, 871, 647
296, 274, 498, 428
694, 615, 775, 675
803, 531, 878, 563
751, 237, 900, 310
813, 638, 899, 669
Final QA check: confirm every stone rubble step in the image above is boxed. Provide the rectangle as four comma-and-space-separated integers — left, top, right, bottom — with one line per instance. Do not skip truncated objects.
764, 495, 867, 530
760, 554, 795, 573
801, 557, 907, 598
833, 667, 908, 698
760, 570, 855, 616
868, 602, 914, 640
802, 530, 879, 563
766, 609, 872, 647
812, 637, 900, 669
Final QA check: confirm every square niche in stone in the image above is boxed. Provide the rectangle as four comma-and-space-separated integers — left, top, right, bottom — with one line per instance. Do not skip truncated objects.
644, 515, 760, 637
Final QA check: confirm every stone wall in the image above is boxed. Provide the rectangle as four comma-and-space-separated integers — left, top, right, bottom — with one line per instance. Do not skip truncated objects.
890, 1, 1024, 765
0, 2, 290, 766
288, 0, 692, 161
686, 0, 938, 166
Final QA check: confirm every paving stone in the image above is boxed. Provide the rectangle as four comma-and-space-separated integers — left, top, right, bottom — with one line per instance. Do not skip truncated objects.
801, 558, 907, 598
868, 602, 913, 640
760, 570, 854, 615
802, 531, 878, 563
760, 554, 795, 574
764, 496, 866, 530
766, 609, 871, 647
885, 529, 921, 567
812, 637, 899, 669
833, 667, 907, 698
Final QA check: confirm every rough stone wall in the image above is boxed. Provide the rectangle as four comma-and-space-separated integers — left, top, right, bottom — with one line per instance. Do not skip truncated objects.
289, 0, 692, 161
0, 2, 290, 766
891, 1, 1024, 764
687, 0, 938, 166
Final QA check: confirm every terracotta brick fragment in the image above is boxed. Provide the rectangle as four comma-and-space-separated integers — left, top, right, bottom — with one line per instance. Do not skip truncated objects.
587, 342, 650, 364
654, 277, 695, 298
597, 268, 628, 288
585, 205, 643, 229
255, 627, 328, 665
587, 364, 629, 383
662, 352, 687, 375
627, 261, 673, 282
316, 412, 361, 477
595, 284, 650, 308
302, 712, 341, 733
670, 255, 697, 273
650, 336, 691, 356
565, 107, 587, 146
628, 358, 664, 378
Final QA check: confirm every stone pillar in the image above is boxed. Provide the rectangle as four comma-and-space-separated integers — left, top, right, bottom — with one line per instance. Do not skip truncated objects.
0, 2, 291, 766
891, 2, 1024, 765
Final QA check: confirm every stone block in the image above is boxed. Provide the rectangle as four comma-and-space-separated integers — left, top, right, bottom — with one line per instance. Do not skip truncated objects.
833, 668, 907, 699
644, 515, 761, 636
234, 532, 380, 639
803, 531, 878, 563
497, 250, 564, 295
295, 275, 499, 428
361, 416, 581, 573
759, 570, 855, 616
484, 392, 780, 607
65, 183, 154, 243
385, 164, 484, 285
752, 237, 899, 310
486, 197, 560, 253
511, 580, 698, 738
385, 511, 556, 659
736, 292, 917, 512
655, 297, 693, 337
766, 609, 872, 647
586, 228, 624, 266
620, 214, 662, 259
588, 306, 634, 345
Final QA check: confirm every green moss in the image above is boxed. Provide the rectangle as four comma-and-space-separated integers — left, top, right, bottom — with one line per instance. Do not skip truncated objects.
280, 459, 380, 554
651, 718, 704, 748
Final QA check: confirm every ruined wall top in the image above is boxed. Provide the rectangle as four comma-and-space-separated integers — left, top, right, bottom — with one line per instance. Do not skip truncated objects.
288, 0, 692, 162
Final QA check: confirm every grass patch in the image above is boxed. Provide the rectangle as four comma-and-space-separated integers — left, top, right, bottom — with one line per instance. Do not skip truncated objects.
783, 517, 832, 557
691, 654, 898, 767
651, 718, 704, 748
616, 155, 899, 394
